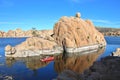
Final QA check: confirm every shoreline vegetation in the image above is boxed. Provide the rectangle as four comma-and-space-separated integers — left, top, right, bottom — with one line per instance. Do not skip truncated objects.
3, 13, 106, 57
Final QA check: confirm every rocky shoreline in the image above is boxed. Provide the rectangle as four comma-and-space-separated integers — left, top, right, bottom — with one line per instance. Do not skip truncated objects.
103, 31, 120, 36
111, 48, 120, 56
5, 47, 63, 57
5, 44, 103, 57
56, 48, 120, 80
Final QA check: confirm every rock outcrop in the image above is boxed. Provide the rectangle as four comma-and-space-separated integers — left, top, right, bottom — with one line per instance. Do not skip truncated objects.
56, 49, 120, 80
75, 12, 81, 18
79, 56, 120, 80
5, 12, 106, 57
4, 29, 62, 57
0, 29, 53, 37
0, 31, 3, 37
5, 45, 16, 55
53, 13, 106, 52
111, 48, 120, 56
5, 37, 62, 57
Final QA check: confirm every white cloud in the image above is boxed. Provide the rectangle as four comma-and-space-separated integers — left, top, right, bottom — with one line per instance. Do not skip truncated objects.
91, 19, 120, 28
91, 19, 120, 25
91, 19, 111, 24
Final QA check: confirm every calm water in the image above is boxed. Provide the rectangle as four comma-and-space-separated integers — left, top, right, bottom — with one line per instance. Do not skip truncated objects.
0, 37, 120, 80
97, 36, 120, 60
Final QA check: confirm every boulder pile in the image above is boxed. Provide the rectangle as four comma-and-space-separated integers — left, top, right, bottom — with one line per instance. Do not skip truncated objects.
5, 12, 106, 57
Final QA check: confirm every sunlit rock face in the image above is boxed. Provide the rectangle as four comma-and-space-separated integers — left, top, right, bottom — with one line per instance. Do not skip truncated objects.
112, 48, 120, 56
54, 48, 105, 74
15, 37, 57, 50
5, 37, 61, 57
5, 12, 106, 57
0, 31, 7, 37
0, 28, 53, 37
5, 45, 16, 55
75, 12, 81, 18
14, 29, 25, 37
4, 30, 62, 57
53, 13, 106, 48
0, 31, 4, 37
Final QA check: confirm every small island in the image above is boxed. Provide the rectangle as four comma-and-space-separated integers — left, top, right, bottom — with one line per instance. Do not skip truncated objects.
3, 13, 106, 57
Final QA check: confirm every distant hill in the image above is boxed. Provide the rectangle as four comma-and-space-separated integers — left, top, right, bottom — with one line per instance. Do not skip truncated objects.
96, 27, 120, 36
96, 27, 120, 32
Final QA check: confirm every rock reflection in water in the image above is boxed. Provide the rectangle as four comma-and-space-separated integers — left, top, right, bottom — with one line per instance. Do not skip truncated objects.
5, 56, 57, 80
6, 56, 50, 70
54, 49, 105, 74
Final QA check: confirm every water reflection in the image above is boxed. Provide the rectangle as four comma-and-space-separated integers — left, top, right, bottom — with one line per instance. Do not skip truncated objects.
4, 56, 57, 80
5, 48, 105, 74
6, 56, 50, 70
5, 48, 105, 80
54, 48, 105, 74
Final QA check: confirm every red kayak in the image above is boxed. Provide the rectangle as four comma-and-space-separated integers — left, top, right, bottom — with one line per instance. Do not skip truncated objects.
40, 56, 54, 62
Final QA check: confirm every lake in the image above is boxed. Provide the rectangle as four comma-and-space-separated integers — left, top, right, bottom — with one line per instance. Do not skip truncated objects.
0, 37, 120, 80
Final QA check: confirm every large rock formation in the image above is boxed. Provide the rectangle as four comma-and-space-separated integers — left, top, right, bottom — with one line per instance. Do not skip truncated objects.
5, 12, 106, 57
53, 13, 106, 51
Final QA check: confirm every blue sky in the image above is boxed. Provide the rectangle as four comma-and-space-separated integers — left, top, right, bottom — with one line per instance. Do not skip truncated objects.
0, 0, 120, 31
